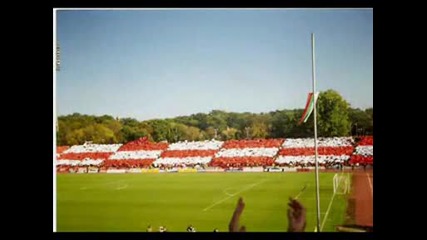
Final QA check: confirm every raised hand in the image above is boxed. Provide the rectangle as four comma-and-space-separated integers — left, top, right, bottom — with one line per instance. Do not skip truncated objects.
287, 198, 306, 232
229, 197, 246, 232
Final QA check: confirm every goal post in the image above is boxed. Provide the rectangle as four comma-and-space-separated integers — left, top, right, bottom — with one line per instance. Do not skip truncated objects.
333, 173, 350, 195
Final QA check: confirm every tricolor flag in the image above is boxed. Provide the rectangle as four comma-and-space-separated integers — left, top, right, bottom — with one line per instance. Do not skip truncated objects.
299, 92, 319, 124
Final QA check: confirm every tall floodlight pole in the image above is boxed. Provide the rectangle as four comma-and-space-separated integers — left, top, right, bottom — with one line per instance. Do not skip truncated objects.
311, 33, 321, 232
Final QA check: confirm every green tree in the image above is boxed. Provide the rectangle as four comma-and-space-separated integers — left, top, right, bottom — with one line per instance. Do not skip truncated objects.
66, 129, 85, 145
364, 108, 373, 135
348, 108, 373, 136
204, 126, 217, 140
146, 119, 173, 142
120, 125, 151, 142
104, 119, 123, 143
316, 89, 351, 137
119, 119, 153, 142
221, 127, 239, 140
249, 121, 269, 139
56, 89, 365, 146
120, 118, 140, 128
184, 126, 202, 141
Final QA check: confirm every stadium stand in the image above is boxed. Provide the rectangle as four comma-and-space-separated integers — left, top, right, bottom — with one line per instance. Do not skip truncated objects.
356, 136, 373, 146
58, 152, 113, 161
104, 137, 170, 169
56, 136, 373, 171
222, 139, 283, 149
275, 137, 354, 167
103, 159, 155, 168
167, 140, 223, 150
153, 140, 223, 167
64, 142, 122, 153
209, 139, 284, 168
57, 146, 69, 154
349, 136, 373, 165
117, 137, 168, 151
109, 150, 163, 159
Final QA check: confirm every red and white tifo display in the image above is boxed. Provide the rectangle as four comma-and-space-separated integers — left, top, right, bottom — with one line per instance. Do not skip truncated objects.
210, 139, 283, 168
104, 137, 169, 168
56, 136, 373, 170
154, 140, 224, 166
275, 137, 354, 167
349, 136, 373, 165
57, 143, 121, 166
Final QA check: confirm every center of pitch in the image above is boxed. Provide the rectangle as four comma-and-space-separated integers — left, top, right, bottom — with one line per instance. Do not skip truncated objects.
223, 187, 238, 196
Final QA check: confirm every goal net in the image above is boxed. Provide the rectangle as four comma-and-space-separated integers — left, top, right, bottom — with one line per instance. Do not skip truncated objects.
333, 173, 350, 195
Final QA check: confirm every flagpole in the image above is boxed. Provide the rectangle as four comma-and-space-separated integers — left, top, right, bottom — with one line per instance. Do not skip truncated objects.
311, 33, 321, 232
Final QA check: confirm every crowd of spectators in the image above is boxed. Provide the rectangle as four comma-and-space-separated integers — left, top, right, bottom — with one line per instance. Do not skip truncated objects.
210, 139, 282, 168
117, 137, 168, 151
274, 137, 357, 168
109, 150, 162, 160
56, 136, 373, 170
282, 137, 353, 148
153, 140, 221, 166
64, 142, 122, 153
354, 146, 373, 156
275, 155, 350, 167
356, 136, 373, 146
278, 146, 354, 156
56, 146, 69, 154
57, 143, 117, 168
349, 136, 373, 165
161, 150, 217, 158
222, 139, 284, 149
210, 157, 274, 168
103, 159, 155, 168
215, 148, 279, 158
154, 157, 212, 166
168, 140, 223, 150
58, 152, 113, 161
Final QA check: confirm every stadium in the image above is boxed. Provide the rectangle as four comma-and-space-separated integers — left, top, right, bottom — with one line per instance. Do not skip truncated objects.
54, 9, 373, 233
55, 136, 373, 232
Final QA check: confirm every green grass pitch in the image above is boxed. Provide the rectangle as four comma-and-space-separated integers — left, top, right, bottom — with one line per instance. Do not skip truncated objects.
56, 172, 348, 232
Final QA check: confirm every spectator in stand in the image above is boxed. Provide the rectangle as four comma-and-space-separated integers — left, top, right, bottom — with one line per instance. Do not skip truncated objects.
228, 197, 306, 232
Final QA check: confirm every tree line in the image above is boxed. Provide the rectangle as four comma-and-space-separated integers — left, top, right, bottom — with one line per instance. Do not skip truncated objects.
56, 89, 373, 146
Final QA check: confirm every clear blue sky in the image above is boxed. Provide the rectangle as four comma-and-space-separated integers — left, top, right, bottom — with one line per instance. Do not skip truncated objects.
56, 9, 373, 121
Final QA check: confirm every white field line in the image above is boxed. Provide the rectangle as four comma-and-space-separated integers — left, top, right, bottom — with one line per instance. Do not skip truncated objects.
366, 172, 373, 197
80, 186, 92, 191
105, 179, 126, 185
80, 179, 127, 191
203, 179, 267, 211
294, 184, 308, 200
80, 180, 127, 190
223, 188, 235, 197
320, 191, 336, 231
115, 184, 128, 190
